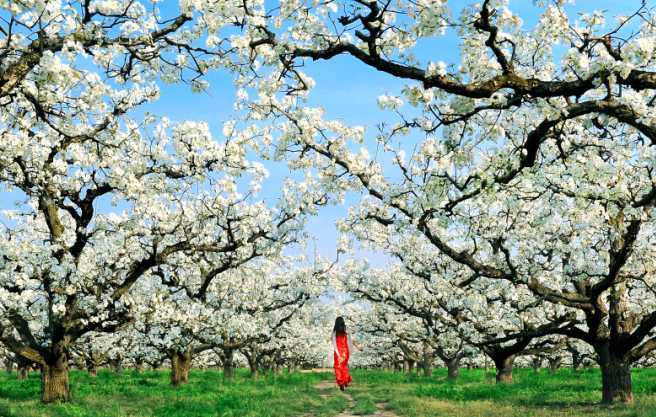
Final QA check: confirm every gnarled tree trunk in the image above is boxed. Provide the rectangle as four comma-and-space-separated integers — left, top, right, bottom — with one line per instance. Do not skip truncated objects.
41, 345, 71, 403
492, 354, 514, 384
248, 357, 258, 377
403, 358, 415, 373
135, 359, 144, 374
18, 365, 29, 380
548, 356, 562, 373
110, 358, 123, 374
446, 357, 460, 380
422, 356, 433, 377
4, 358, 13, 374
222, 348, 235, 379
597, 347, 633, 404
571, 351, 582, 372
241, 348, 260, 378
601, 359, 632, 403
592, 330, 635, 404
85, 358, 98, 377
169, 348, 192, 386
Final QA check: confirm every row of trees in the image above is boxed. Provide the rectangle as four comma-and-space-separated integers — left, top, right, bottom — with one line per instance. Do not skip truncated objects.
0, 292, 334, 381
1, 254, 337, 395
230, 0, 656, 404
0, 0, 334, 402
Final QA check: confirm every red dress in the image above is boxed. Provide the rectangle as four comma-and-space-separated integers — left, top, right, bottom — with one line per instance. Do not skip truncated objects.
333, 333, 352, 388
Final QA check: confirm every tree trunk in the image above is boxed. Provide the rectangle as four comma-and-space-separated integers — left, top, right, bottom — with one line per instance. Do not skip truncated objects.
170, 348, 192, 386
110, 358, 123, 374
18, 365, 28, 380
446, 357, 460, 380
41, 349, 71, 404
85, 358, 98, 377
484, 356, 492, 378
531, 357, 541, 372
135, 359, 144, 374
493, 355, 514, 384
600, 358, 633, 403
548, 356, 562, 373
287, 363, 297, 373
4, 358, 13, 374
247, 357, 258, 378
223, 349, 235, 379
403, 358, 415, 373
423, 355, 433, 377
571, 352, 582, 372
595, 342, 634, 404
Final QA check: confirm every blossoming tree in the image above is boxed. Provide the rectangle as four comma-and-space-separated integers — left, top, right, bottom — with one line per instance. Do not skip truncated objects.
225, 0, 656, 404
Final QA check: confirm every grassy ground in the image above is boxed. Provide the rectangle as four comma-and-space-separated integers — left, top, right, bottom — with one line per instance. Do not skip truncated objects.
347, 368, 656, 417
1, 368, 656, 417
0, 369, 347, 417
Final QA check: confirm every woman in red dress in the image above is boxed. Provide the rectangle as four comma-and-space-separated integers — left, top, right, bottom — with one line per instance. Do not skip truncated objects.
331, 316, 362, 390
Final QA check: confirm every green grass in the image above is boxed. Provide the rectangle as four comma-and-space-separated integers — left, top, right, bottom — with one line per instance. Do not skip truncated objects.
0, 369, 347, 417
2, 368, 656, 416
347, 368, 656, 417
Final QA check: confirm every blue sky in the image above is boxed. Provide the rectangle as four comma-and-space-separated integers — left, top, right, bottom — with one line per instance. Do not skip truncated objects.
0, 0, 641, 266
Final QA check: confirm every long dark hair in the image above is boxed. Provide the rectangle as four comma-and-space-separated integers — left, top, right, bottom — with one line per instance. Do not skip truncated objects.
333, 316, 347, 335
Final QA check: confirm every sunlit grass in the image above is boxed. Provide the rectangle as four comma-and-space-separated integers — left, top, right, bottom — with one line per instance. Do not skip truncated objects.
2, 368, 656, 416
0, 369, 347, 417
348, 368, 656, 417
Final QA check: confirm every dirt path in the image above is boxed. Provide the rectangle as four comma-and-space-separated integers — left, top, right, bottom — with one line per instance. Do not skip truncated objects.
313, 380, 399, 417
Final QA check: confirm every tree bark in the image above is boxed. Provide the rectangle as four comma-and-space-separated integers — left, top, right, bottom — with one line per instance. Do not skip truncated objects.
41, 347, 71, 404
571, 351, 582, 372
423, 356, 433, 377
493, 355, 514, 384
403, 358, 415, 373
242, 349, 261, 378
110, 358, 123, 374
594, 342, 634, 404
548, 356, 562, 373
18, 365, 28, 380
222, 349, 235, 379
85, 357, 98, 377
169, 348, 192, 386
600, 357, 633, 403
4, 358, 13, 374
446, 357, 460, 380
248, 357, 258, 378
